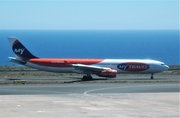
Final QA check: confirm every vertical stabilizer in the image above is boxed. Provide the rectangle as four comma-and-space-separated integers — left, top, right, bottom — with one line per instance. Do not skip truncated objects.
8, 37, 38, 60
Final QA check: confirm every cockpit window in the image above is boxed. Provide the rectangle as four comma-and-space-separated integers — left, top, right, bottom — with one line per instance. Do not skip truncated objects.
161, 63, 165, 65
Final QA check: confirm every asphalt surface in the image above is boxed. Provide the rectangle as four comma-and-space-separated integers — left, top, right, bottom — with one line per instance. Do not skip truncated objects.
0, 83, 179, 95
0, 76, 179, 118
0, 75, 179, 94
1, 75, 179, 82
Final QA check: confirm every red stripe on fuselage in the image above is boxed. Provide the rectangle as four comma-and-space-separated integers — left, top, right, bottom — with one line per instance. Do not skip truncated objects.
28, 58, 104, 68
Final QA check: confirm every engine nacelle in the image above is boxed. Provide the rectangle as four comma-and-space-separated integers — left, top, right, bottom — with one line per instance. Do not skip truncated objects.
97, 69, 117, 78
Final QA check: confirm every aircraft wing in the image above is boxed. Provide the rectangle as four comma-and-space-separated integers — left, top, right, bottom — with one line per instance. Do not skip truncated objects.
71, 64, 112, 73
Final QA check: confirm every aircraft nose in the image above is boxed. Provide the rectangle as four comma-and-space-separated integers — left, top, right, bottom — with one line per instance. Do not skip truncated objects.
165, 65, 169, 70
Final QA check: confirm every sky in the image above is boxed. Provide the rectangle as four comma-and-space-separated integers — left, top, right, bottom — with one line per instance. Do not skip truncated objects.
0, 0, 179, 30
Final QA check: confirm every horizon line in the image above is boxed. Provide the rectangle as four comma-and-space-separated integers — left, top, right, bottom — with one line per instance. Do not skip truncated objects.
0, 29, 179, 31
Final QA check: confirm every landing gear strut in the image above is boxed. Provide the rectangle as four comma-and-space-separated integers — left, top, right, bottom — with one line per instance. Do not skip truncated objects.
82, 75, 93, 81
150, 74, 154, 79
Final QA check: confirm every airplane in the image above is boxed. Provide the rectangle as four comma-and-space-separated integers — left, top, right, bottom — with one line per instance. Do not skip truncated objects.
8, 37, 169, 80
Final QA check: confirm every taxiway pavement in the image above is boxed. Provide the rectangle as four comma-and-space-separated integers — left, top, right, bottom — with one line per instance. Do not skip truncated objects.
0, 75, 179, 84
0, 83, 179, 95
0, 76, 179, 118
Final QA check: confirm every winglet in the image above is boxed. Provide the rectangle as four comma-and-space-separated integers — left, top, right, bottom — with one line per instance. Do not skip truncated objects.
8, 37, 38, 60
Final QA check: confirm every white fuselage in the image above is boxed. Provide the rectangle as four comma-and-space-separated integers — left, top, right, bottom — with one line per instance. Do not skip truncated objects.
22, 59, 169, 74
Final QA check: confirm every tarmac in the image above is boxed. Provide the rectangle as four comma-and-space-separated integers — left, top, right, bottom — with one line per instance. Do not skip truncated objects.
0, 75, 179, 118
0, 75, 179, 84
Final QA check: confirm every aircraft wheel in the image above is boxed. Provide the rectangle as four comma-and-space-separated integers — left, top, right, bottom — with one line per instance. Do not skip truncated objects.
83, 76, 87, 79
151, 74, 154, 79
82, 75, 93, 81
88, 75, 93, 79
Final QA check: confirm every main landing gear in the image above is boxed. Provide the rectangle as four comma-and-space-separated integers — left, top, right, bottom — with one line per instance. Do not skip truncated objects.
82, 75, 93, 81
151, 73, 154, 79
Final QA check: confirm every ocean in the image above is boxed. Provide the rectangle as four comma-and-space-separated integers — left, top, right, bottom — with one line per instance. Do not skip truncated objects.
0, 30, 179, 66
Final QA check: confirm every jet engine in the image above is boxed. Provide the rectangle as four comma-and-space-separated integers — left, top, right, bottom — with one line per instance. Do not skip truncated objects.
97, 69, 117, 78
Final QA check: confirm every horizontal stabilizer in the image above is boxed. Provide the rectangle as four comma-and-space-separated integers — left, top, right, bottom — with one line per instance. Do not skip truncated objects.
9, 57, 27, 65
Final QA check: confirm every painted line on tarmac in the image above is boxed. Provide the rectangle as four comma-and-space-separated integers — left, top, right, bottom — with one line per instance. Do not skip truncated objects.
83, 84, 167, 95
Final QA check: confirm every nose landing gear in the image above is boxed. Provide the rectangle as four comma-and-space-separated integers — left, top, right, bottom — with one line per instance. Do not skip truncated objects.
151, 73, 154, 79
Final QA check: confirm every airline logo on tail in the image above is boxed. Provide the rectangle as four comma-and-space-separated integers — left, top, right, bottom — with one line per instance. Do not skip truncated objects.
14, 48, 25, 55
12, 40, 26, 57
10, 38, 38, 59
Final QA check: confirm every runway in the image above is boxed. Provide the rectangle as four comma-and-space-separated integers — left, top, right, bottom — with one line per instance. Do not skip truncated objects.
0, 75, 179, 95
0, 83, 179, 95
0, 76, 179, 118
0, 75, 179, 84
